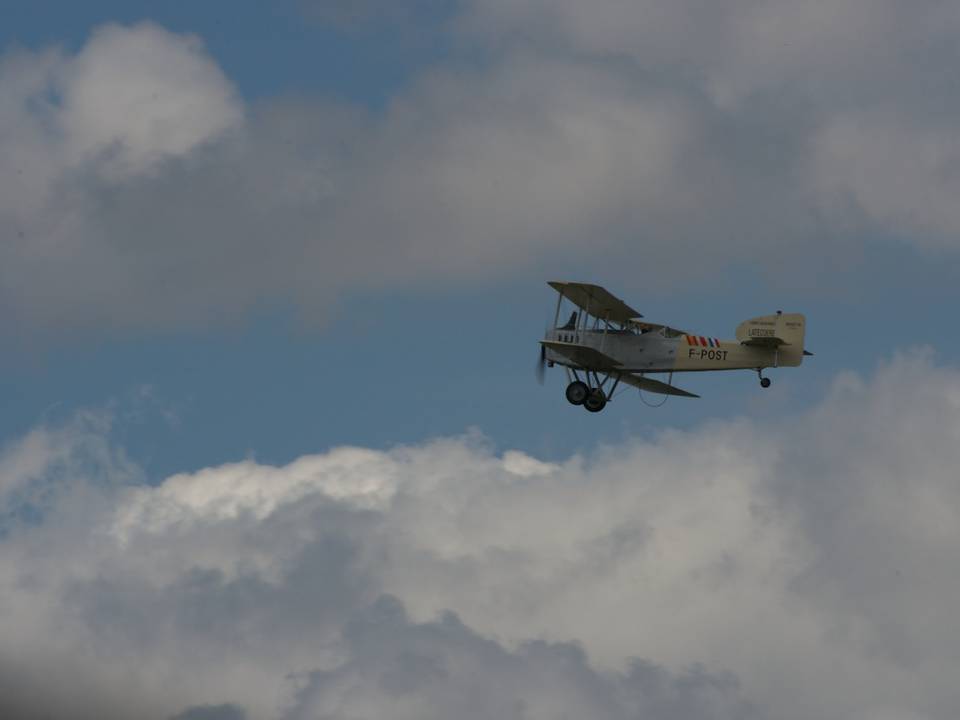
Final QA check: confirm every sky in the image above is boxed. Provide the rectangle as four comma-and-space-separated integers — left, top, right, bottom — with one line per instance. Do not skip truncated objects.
2, 1, 960, 718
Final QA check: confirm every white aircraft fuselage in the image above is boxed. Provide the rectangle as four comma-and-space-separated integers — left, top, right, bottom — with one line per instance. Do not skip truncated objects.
544, 325, 801, 374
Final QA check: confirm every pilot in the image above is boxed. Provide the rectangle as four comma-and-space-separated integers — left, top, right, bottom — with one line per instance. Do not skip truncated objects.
559, 311, 578, 330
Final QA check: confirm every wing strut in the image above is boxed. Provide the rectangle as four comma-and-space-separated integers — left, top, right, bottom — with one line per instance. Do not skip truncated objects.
616, 371, 700, 399
639, 372, 672, 407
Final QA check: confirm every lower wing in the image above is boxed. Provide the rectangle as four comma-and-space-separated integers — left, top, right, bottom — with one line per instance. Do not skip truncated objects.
616, 373, 700, 398
542, 342, 699, 398
540, 341, 621, 370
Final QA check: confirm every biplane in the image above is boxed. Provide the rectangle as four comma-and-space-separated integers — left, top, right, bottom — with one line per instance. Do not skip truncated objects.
537, 281, 811, 412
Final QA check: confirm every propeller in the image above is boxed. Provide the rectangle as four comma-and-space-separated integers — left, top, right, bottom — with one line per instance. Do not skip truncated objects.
536, 310, 558, 385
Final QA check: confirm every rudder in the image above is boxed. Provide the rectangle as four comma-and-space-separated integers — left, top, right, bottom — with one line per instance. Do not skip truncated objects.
736, 313, 806, 366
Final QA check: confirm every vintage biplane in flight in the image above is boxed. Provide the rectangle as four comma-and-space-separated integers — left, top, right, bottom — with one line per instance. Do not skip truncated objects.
537, 281, 811, 412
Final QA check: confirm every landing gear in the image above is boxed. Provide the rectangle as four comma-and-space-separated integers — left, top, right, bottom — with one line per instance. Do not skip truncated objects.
584, 389, 607, 413
565, 380, 589, 405
564, 370, 615, 413
757, 369, 771, 388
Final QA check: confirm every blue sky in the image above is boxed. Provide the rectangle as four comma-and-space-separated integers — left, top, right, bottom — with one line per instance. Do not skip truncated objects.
0, 0, 454, 105
0, 1, 958, 474
3, 3, 960, 718
4, 252, 959, 480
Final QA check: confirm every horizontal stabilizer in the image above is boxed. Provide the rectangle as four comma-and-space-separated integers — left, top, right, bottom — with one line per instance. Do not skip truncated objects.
741, 337, 787, 348
804, 350, 814, 356
736, 313, 805, 349
617, 373, 700, 398
540, 341, 622, 370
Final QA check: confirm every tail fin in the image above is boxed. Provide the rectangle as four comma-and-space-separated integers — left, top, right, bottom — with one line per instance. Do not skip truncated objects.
736, 313, 806, 366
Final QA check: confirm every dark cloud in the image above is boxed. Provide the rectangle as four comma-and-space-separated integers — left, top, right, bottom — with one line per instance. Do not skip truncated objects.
171, 704, 247, 720
282, 596, 760, 720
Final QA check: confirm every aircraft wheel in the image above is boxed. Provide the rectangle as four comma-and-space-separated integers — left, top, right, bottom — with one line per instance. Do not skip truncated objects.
565, 381, 589, 405
760, 377, 771, 389
584, 389, 607, 413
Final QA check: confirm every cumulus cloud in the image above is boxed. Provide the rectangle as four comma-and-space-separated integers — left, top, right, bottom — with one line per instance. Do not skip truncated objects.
1, 351, 959, 718
58, 23, 242, 179
462, 0, 960, 246
462, 0, 960, 107
172, 706, 247, 720
283, 597, 759, 720
4, 4, 960, 338
0, 23, 744, 336
3, 21, 716, 337
808, 112, 960, 245
0, 22, 244, 338
0, 23, 241, 198
0, 22, 671, 335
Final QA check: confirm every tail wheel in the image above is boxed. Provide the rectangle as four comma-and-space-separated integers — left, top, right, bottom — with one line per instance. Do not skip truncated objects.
565, 381, 589, 405
584, 389, 607, 413
760, 377, 771, 388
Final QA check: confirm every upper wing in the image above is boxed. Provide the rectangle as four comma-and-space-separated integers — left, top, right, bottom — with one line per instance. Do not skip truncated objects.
616, 373, 700, 398
547, 281, 642, 322
540, 341, 622, 370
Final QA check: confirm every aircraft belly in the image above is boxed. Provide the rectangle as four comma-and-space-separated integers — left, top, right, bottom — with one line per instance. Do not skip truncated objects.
547, 333, 781, 373
627, 342, 678, 371
545, 332, 781, 373
588, 334, 676, 371
546, 333, 670, 371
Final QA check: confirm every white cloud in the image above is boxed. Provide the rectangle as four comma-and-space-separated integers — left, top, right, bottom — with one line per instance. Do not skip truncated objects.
3, 26, 700, 336
57, 23, 243, 180
0, 22, 245, 337
0, 22, 240, 194
809, 113, 960, 245
462, 0, 960, 107
4, 5, 960, 338
1, 352, 959, 718
461, 0, 960, 252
